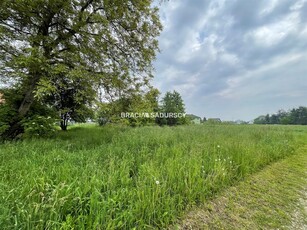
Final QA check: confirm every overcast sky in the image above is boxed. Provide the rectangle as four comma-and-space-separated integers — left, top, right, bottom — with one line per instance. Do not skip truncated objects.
153, 0, 307, 121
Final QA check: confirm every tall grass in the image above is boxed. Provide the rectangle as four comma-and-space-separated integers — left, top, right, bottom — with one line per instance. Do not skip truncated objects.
0, 124, 299, 229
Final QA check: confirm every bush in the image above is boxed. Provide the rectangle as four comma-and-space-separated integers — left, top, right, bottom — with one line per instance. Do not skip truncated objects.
21, 115, 58, 138
0, 104, 17, 136
0, 87, 60, 139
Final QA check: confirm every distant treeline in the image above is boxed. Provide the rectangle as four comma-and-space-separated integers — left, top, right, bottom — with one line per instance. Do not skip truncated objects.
254, 106, 307, 125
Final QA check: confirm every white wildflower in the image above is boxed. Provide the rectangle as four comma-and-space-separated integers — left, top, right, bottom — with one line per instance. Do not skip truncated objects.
155, 180, 160, 185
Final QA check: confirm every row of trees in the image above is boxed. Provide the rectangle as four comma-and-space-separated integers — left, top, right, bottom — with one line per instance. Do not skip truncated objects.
96, 90, 187, 127
254, 106, 307, 125
1, 80, 187, 138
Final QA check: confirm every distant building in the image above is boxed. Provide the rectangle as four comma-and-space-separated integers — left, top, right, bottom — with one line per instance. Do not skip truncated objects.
186, 114, 202, 124
191, 117, 201, 124
207, 118, 222, 123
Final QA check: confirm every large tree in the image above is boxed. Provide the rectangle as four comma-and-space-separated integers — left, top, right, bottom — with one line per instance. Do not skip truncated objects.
0, 0, 162, 138
158, 90, 187, 126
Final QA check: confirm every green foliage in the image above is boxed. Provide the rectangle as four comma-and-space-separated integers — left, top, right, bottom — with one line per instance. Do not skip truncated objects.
0, 88, 22, 137
96, 101, 130, 126
96, 102, 112, 126
71, 105, 95, 123
0, 0, 162, 138
0, 87, 58, 139
158, 90, 187, 125
205, 118, 222, 124
0, 125, 300, 229
254, 107, 307, 125
21, 115, 58, 138
0, 105, 14, 135
96, 87, 160, 127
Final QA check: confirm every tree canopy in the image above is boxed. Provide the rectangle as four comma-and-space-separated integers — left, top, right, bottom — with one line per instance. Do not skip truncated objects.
96, 86, 160, 126
0, 0, 162, 138
254, 106, 307, 125
157, 90, 187, 126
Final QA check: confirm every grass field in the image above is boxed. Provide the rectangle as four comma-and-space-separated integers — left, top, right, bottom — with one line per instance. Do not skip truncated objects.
0, 124, 304, 229
176, 141, 307, 229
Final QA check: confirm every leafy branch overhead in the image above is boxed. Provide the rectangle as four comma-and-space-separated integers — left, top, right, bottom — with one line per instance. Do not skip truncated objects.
0, 0, 161, 75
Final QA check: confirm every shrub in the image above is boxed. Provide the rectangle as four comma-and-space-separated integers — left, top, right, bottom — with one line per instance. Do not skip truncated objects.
0, 104, 17, 136
21, 115, 58, 138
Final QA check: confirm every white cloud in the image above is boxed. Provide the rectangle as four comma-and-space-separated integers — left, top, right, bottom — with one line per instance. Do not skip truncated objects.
247, 12, 300, 47
217, 52, 305, 99
259, 0, 279, 16
290, 0, 307, 11
154, 0, 307, 120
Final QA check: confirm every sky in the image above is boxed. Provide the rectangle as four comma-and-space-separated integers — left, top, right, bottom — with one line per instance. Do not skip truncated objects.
153, 0, 307, 121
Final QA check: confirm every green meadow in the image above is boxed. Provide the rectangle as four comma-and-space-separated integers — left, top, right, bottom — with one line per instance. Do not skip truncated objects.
0, 124, 304, 229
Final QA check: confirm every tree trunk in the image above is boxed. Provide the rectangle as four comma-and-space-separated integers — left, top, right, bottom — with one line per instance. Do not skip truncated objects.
60, 120, 68, 131
1, 75, 40, 140
60, 112, 69, 131
18, 87, 36, 117
1, 120, 24, 140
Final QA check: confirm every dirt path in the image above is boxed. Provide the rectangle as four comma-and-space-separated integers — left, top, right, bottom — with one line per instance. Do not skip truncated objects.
172, 147, 307, 229
290, 179, 307, 229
